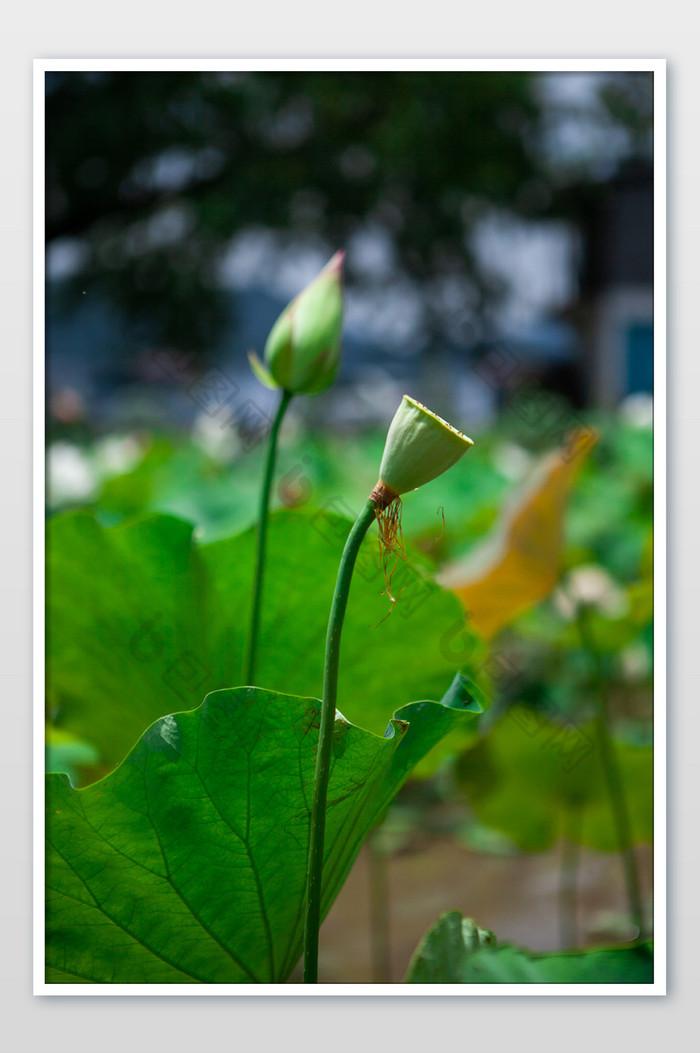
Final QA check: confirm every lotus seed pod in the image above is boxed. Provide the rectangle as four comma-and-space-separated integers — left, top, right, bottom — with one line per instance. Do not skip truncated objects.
248, 251, 344, 395
375, 395, 473, 505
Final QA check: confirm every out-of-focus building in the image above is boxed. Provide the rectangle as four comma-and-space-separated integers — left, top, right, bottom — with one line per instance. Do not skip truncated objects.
567, 160, 654, 406
46, 158, 655, 432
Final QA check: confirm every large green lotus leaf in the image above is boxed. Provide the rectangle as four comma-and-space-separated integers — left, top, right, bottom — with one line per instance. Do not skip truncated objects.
46, 683, 481, 984
404, 912, 653, 984
47, 510, 481, 781
403, 912, 496, 983
455, 707, 652, 852
47, 513, 203, 779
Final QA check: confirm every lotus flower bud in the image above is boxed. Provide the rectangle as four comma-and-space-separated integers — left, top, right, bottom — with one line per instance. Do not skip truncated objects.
248, 251, 344, 395
372, 395, 473, 509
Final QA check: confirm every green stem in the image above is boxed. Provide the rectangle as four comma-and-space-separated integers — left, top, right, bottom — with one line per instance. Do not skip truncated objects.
244, 389, 293, 685
575, 602, 645, 937
368, 827, 391, 983
303, 498, 377, 983
558, 802, 582, 949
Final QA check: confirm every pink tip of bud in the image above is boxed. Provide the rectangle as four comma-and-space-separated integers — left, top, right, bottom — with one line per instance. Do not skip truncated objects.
326, 249, 345, 274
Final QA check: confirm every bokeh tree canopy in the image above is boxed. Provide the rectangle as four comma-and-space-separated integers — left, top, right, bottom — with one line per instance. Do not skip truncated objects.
46, 70, 652, 353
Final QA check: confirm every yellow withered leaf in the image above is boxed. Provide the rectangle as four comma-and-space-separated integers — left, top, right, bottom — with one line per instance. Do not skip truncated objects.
438, 428, 598, 639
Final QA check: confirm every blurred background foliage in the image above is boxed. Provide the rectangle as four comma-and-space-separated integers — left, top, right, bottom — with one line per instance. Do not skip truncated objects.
45, 69, 654, 979
47, 69, 653, 437
46, 70, 650, 354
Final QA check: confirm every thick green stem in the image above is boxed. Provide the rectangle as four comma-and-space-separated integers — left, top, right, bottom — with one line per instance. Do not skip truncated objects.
244, 389, 293, 685
575, 602, 645, 937
368, 827, 391, 982
303, 498, 377, 983
558, 803, 582, 949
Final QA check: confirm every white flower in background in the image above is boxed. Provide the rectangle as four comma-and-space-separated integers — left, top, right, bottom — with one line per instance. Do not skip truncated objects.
492, 441, 533, 482
619, 642, 651, 681
619, 392, 653, 429
554, 564, 630, 620
94, 435, 143, 478
191, 410, 243, 463
47, 443, 98, 506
